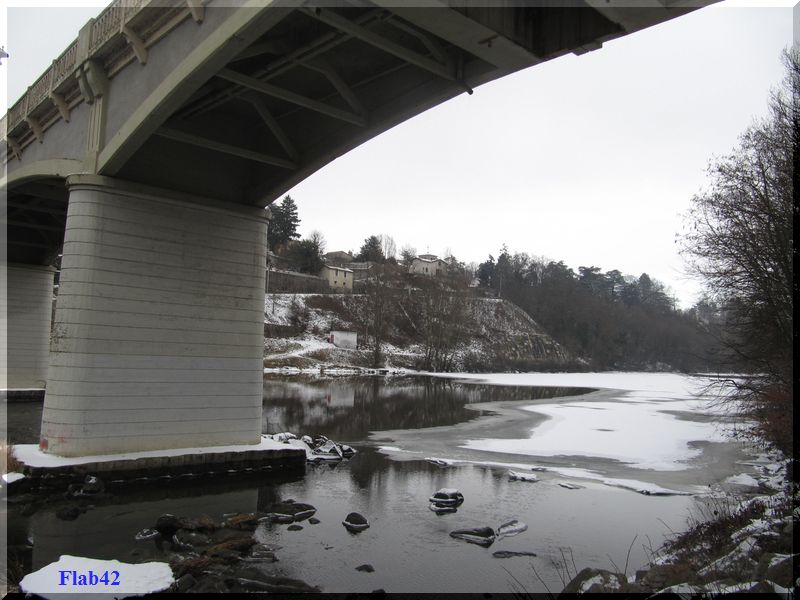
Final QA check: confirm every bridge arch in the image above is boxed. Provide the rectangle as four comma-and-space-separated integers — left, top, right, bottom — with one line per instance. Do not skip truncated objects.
2, 1, 716, 457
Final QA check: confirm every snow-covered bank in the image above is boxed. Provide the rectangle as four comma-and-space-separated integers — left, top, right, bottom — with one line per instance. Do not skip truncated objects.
263, 293, 575, 371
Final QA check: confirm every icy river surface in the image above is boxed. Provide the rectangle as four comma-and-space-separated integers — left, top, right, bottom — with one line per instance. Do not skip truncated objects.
7, 372, 761, 594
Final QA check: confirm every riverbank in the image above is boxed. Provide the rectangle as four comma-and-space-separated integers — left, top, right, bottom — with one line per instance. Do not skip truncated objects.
559, 451, 795, 595
263, 293, 578, 372
5, 373, 793, 595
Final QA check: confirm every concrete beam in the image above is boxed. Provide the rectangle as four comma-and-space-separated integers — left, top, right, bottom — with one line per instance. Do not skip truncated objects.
98, 2, 297, 176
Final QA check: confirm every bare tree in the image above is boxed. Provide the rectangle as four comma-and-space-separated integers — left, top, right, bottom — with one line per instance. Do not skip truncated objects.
680, 47, 795, 455
309, 230, 327, 255
364, 262, 398, 367
379, 234, 397, 262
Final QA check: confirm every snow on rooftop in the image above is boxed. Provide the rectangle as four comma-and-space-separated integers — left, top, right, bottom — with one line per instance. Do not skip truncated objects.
14, 435, 288, 468
19, 555, 174, 600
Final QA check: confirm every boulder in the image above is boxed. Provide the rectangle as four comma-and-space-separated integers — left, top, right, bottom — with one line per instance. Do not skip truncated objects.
266, 501, 316, 522
429, 488, 464, 507
312, 440, 344, 461
356, 564, 375, 573
224, 513, 260, 531
756, 553, 794, 587
155, 514, 182, 538
508, 471, 539, 482
179, 515, 218, 532
175, 573, 196, 592
205, 537, 256, 558
134, 528, 159, 541
496, 519, 527, 538
81, 475, 104, 494
343, 512, 369, 532
429, 503, 458, 515
227, 566, 321, 593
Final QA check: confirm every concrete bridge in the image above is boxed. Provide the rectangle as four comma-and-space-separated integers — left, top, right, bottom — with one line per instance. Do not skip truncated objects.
3, 0, 713, 457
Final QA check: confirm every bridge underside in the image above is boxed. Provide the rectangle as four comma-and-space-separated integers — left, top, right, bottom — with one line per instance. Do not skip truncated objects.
111, 4, 635, 205
2, 2, 708, 457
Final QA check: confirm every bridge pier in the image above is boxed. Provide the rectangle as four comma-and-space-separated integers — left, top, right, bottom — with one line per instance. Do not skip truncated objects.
3, 263, 56, 389
40, 175, 268, 457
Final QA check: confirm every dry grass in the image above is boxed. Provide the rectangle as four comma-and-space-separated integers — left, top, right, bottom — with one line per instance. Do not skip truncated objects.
2, 443, 23, 474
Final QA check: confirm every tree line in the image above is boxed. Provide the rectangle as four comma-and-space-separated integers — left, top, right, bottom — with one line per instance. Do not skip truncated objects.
474, 249, 718, 372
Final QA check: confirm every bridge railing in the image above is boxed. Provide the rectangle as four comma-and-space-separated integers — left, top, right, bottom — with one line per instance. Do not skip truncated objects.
2, 0, 189, 154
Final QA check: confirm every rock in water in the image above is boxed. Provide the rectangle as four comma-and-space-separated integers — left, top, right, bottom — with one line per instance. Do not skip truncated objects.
508, 471, 539, 482
155, 514, 182, 538
134, 528, 159, 541
428, 488, 464, 507
496, 519, 528, 538
429, 503, 458, 515
81, 475, 104, 494
266, 501, 317, 523
492, 550, 538, 559
558, 482, 582, 490
342, 512, 369, 532
224, 513, 260, 530
339, 444, 357, 458
449, 527, 496, 547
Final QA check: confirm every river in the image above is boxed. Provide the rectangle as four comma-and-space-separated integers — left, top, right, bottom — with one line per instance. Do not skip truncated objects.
6, 372, 757, 593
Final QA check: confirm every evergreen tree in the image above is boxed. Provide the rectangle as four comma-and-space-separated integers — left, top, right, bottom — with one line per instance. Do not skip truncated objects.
355, 235, 385, 262
268, 195, 301, 251
287, 238, 324, 274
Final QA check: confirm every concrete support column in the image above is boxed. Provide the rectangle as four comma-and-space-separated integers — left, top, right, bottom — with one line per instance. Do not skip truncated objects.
40, 175, 268, 457
2, 264, 55, 389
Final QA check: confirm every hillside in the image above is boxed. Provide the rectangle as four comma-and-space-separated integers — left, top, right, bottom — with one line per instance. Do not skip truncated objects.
263, 293, 577, 372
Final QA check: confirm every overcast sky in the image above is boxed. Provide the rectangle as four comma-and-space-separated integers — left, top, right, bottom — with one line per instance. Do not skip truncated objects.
2, 2, 796, 308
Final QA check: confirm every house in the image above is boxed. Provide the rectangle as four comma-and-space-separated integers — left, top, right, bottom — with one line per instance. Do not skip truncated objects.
329, 331, 357, 350
347, 261, 374, 282
322, 250, 354, 266
321, 264, 353, 291
410, 254, 448, 276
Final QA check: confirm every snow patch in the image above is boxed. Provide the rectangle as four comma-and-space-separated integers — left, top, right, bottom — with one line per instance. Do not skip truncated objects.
450, 372, 736, 472
725, 473, 760, 487
19, 555, 173, 600
2, 472, 25, 484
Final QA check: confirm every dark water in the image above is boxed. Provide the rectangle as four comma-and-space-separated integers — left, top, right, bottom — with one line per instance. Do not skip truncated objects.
5, 376, 701, 593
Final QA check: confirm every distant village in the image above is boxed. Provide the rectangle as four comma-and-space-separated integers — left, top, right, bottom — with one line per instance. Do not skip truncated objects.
266, 247, 463, 295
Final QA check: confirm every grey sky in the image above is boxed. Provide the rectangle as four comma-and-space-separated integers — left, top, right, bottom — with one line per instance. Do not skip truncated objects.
3, 2, 795, 308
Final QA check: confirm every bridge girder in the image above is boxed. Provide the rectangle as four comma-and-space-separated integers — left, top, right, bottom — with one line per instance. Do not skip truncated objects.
4, 1, 714, 231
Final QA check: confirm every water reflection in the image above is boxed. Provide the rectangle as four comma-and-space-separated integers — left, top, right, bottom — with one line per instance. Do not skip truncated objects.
263, 375, 592, 442
8, 376, 706, 593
